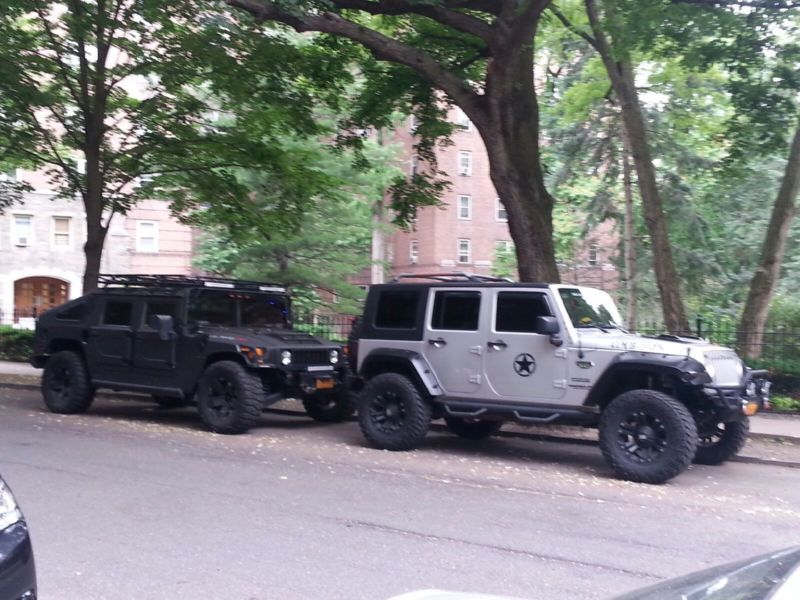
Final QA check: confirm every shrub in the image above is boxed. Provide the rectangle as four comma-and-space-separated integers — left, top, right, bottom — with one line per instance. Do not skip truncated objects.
0, 326, 35, 362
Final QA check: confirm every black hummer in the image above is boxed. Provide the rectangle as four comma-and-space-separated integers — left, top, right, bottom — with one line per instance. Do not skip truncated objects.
31, 274, 352, 434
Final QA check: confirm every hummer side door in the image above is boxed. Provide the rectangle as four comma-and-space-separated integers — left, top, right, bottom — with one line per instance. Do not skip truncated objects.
87, 298, 138, 383
483, 290, 568, 401
132, 298, 182, 380
421, 289, 484, 395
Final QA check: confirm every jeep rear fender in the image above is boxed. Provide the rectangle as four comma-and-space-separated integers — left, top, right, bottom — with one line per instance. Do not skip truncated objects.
583, 352, 709, 408
360, 349, 442, 397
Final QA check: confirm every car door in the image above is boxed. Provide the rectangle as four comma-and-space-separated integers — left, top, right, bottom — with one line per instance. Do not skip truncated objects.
483, 290, 567, 401
132, 298, 181, 378
421, 288, 483, 395
87, 297, 138, 382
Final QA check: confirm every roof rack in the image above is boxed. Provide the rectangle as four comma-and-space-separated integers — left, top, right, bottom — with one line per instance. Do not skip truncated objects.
97, 274, 287, 293
390, 272, 515, 283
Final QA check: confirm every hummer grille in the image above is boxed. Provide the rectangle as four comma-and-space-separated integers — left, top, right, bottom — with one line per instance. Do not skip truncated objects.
291, 349, 331, 366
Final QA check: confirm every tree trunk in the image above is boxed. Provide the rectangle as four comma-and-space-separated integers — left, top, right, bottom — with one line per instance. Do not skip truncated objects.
83, 218, 108, 294
737, 126, 800, 359
81, 152, 108, 294
585, 0, 689, 334
622, 131, 637, 330
476, 32, 559, 283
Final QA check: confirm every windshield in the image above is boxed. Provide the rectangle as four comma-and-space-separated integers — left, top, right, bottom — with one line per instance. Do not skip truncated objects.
558, 287, 623, 329
188, 290, 289, 328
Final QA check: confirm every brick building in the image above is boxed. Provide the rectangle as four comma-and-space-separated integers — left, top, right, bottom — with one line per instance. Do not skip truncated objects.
378, 108, 620, 289
0, 166, 195, 326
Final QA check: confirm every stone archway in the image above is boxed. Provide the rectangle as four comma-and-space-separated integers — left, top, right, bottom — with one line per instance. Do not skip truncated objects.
14, 276, 70, 320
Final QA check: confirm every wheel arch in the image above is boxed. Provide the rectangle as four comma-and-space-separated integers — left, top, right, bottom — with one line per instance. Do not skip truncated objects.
360, 349, 441, 397
584, 353, 709, 410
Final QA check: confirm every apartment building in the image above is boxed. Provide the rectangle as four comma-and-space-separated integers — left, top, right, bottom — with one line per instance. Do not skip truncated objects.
382, 108, 620, 288
0, 166, 195, 326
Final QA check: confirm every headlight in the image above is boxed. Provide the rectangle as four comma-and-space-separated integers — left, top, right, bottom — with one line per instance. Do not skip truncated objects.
0, 479, 23, 531
329, 349, 339, 365
280, 350, 292, 366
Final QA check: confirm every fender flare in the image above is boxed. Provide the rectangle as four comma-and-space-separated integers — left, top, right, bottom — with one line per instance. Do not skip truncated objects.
359, 348, 443, 396
583, 351, 710, 407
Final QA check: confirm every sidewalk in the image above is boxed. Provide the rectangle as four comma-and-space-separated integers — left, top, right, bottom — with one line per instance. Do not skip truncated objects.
2, 360, 798, 441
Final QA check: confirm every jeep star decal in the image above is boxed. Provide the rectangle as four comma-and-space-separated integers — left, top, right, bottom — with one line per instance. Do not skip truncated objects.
514, 353, 536, 377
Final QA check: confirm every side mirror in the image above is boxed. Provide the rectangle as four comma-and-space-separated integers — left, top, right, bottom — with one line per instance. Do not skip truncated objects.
148, 314, 175, 342
535, 316, 563, 347
534, 316, 560, 335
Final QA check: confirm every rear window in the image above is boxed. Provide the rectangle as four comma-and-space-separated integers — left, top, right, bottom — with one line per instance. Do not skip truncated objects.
103, 301, 133, 326
431, 291, 481, 331
374, 289, 421, 329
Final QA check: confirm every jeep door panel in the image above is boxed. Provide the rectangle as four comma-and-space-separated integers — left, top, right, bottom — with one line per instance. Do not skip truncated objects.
421, 289, 484, 395
483, 290, 568, 401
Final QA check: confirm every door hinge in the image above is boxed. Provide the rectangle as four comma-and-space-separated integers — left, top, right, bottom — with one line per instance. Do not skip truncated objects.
553, 379, 567, 389
469, 345, 482, 356
468, 374, 482, 384
554, 349, 568, 359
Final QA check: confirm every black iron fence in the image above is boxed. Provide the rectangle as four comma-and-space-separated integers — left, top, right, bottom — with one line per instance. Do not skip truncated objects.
293, 312, 357, 343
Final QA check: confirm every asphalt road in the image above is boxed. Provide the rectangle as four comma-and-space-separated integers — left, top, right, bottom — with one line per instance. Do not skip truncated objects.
1, 388, 799, 600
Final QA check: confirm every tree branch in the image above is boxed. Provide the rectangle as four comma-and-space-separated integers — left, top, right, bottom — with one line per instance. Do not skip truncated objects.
548, 5, 600, 51
226, 0, 481, 112
330, 0, 494, 41
672, 0, 800, 8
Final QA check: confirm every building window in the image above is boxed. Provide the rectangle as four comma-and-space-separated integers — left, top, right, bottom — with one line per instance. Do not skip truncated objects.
455, 109, 472, 131
410, 240, 419, 264
457, 239, 471, 264
75, 158, 87, 174
52, 216, 71, 247
457, 195, 472, 220
588, 242, 599, 266
409, 114, 420, 133
410, 155, 419, 177
12, 214, 32, 246
136, 220, 159, 253
495, 240, 514, 254
458, 151, 472, 176
496, 198, 508, 222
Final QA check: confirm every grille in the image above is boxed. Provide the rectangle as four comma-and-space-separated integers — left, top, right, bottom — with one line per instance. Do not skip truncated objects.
292, 349, 331, 366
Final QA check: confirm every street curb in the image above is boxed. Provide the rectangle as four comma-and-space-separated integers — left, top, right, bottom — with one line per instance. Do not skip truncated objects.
2, 381, 799, 454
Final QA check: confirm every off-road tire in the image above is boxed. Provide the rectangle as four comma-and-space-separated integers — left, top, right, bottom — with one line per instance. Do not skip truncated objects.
41, 351, 94, 414
358, 373, 431, 451
152, 394, 192, 409
302, 389, 356, 423
599, 390, 698, 484
196, 361, 262, 434
444, 416, 502, 440
694, 418, 749, 465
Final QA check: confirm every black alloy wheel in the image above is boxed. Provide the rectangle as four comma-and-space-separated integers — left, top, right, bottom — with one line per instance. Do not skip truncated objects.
196, 361, 262, 434
41, 350, 94, 414
599, 389, 698, 484
358, 372, 431, 451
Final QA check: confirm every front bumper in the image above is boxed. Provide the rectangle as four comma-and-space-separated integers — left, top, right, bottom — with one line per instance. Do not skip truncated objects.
0, 522, 36, 600
703, 369, 770, 420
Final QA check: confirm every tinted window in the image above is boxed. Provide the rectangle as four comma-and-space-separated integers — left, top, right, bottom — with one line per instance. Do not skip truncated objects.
495, 292, 551, 333
145, 301, 179, 327
431, 291, 481, 331
374, 290, 421, 329
188, 292, 237, 327
187, 291, 289, 328
103, 301, 133, 326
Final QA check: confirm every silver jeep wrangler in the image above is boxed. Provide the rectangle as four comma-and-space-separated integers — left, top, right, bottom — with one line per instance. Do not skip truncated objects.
350, 273, 770, 484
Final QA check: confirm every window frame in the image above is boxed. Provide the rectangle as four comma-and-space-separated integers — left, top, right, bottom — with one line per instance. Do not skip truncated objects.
430, 290, 482, 332
494, 291, 553, 334
409, 239, 419, 264
135, 220, 159, 253
457, 195, 472, 220
457, 151, 472, 176
102, 300, 134, 327
11, 213, 33, 247
457, 238, 471, 265
588, 242, 599, 266
51, 215, 72, 248
495, 198, 508, 222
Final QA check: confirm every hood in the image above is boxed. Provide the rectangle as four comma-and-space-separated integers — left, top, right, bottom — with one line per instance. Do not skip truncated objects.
577, 329, 745, 386
202, 326, 339, 348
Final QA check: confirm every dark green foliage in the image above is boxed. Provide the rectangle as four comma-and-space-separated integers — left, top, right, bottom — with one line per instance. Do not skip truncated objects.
0, 327, 34, 362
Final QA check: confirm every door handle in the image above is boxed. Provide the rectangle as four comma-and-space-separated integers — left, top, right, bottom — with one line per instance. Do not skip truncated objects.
488, 340, 507, 351
428, 337, 447, 348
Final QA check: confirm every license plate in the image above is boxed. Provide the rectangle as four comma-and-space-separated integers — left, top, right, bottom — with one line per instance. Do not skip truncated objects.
315, 378, 335, 390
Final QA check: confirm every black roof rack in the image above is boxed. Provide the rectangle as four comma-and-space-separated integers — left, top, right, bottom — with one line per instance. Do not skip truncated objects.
390, 272, 515, 283
97, 274, 287, 292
